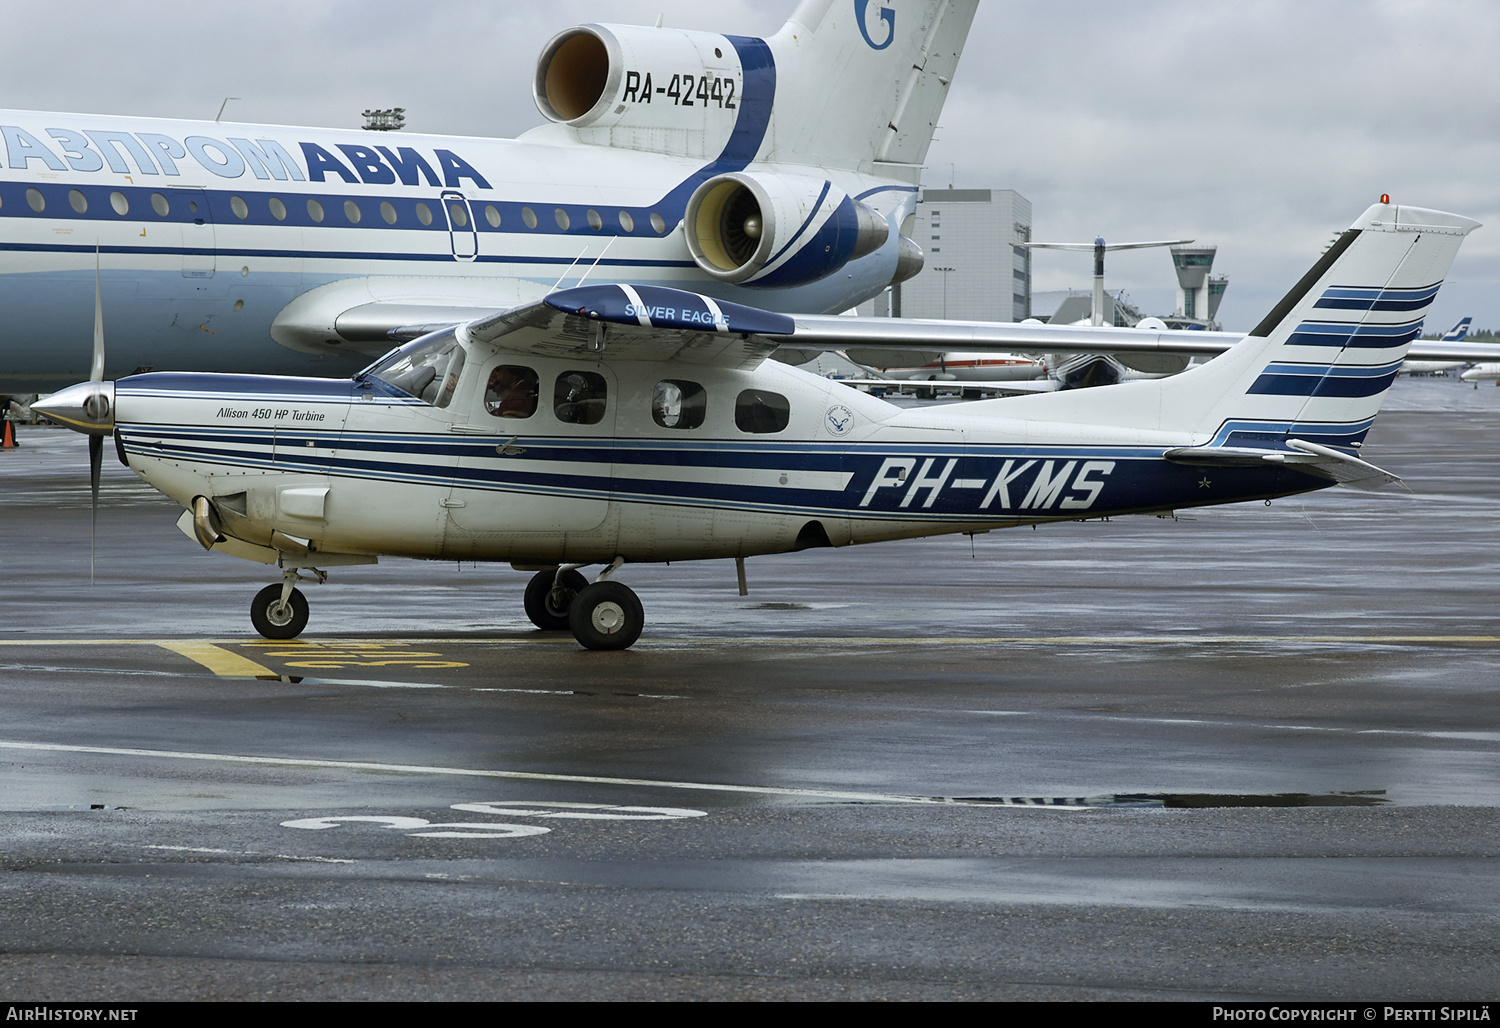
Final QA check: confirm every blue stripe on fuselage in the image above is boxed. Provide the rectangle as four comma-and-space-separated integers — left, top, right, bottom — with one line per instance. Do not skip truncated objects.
119, 418, 1334, 524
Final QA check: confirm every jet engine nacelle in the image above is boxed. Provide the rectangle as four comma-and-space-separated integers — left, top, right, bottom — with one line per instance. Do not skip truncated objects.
683, 172, 889, 289
534, 23, 750, 160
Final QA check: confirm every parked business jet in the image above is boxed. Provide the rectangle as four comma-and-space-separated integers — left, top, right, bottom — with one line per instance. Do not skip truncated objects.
0, 1, 977, 395
35, 200, 1479, 649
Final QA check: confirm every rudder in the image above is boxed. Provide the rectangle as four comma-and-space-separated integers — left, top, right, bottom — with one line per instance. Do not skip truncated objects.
763, 0, 979, 179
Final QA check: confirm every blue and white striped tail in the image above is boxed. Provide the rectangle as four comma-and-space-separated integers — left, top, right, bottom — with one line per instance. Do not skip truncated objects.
1182, 202, 1479, 452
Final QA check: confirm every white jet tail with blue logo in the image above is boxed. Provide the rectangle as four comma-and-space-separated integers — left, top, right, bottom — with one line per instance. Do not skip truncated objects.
765, 0, 977, 176
981, 202, 1480, 457
1441, 317, 1473, 342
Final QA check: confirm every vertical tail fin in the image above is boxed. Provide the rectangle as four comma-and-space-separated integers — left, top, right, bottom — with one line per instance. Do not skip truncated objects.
1166, 202, 1479, 451
764, 0, 979, 178
1441, 316, 1473, 342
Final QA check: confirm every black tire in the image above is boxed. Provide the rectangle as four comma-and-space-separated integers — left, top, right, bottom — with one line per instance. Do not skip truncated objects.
568, 581, 644, 651
250, 584, 309, 640
523, 568, 587, 631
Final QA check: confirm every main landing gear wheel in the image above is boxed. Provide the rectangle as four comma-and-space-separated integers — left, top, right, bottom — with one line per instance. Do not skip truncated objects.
523, 568, 588, 631
568, 581, 644, 651
250, 584, 309, 640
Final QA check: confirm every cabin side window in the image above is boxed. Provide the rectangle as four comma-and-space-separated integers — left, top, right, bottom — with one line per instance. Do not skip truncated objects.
554, 371, 608, 425
734, 389, 790, 434
365, 332, 466, 408
652, 380, 706, 430
484, 365, 539, 419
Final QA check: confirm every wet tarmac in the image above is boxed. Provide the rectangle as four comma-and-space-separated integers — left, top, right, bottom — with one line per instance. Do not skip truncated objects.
1, 375, 1498, 1000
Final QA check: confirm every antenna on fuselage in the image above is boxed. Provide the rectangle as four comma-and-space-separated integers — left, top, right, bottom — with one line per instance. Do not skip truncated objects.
549, 248, 592, 293
573, 237, 618, 289
215, 97, 242, 123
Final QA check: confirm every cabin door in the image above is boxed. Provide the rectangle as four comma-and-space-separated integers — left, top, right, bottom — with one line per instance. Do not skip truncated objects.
445, 356, 616, 538
441, 190, 477, 261
177, 187, 216, 278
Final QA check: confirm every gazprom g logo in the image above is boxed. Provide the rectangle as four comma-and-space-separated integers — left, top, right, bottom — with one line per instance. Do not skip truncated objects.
854, 0, 895, 50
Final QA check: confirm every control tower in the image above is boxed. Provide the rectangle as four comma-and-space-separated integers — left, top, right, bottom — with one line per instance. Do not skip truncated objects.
1168, 245, 1227, 329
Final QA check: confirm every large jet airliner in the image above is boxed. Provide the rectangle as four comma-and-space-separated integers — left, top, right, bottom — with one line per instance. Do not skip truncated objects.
0, 1, 968, 395
7, 1, 1497, 403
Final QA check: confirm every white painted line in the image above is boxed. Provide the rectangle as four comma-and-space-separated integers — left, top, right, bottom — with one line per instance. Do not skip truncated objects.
451, 801, 706, 820
0, 739, 1023, 807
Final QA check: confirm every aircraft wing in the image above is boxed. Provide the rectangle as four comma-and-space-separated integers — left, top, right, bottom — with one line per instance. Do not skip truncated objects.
463, 284, 792, 370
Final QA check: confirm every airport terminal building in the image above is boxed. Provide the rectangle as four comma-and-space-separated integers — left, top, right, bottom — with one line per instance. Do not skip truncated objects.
862, 188, 1032, 322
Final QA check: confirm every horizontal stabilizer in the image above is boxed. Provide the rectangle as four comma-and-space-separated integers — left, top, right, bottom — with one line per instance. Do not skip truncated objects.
1165, 438, 1402, 490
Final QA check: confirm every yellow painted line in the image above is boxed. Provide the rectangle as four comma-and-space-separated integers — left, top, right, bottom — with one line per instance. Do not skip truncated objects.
155, 641, 276, 677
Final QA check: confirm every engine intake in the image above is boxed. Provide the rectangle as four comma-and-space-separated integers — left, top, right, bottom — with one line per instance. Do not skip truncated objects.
534, 27, 616, 125
684, 173, 889, 288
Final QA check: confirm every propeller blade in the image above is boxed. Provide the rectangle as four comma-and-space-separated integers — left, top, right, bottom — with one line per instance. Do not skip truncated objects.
89, 251, 105, 581
89, 432, 102, 581
92, 247, 105, 383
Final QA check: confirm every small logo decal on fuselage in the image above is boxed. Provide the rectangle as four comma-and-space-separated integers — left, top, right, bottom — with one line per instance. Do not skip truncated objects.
825, 404, 854, 436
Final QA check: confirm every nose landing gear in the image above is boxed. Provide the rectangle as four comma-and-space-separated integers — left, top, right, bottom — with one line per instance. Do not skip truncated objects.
250, 582, 309, 639
249, 567, 326, 640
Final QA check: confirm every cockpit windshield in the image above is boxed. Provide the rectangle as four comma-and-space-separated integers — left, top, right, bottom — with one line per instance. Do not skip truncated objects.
361, 331, 466, 408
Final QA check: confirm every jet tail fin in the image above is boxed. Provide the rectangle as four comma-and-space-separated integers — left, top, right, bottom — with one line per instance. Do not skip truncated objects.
764, 0, 979, 178
1442, 316, 1473, 342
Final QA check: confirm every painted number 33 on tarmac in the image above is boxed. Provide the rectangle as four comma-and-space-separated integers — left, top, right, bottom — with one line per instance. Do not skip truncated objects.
281, 801, 707, 839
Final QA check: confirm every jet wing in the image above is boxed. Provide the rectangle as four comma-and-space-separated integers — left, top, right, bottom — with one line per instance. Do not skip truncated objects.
773, 314, 1500, 364
776, 315, 1239, 358
282, 280, 1500, 366
463, 284, 792, 370
829, 377, 1059, 396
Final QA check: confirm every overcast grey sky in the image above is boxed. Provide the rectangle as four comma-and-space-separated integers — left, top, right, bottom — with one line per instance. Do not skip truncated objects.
4, 1, 1496, 331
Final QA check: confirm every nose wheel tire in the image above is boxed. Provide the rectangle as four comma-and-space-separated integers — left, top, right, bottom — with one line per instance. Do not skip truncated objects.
568, 581, 644, 651
250, 584, 309, 640
523, 568, 588, 631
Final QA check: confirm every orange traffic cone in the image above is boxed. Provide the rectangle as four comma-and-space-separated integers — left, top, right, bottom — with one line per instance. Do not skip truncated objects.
1, 417, 16, 449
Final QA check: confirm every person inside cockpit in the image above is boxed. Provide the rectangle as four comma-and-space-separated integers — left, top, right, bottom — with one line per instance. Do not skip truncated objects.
485, 365, 538, 418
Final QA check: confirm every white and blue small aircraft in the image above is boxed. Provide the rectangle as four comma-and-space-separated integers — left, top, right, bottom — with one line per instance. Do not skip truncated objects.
35, 199, 1480, 649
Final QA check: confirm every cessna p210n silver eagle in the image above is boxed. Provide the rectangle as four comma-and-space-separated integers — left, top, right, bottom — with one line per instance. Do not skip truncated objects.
36, 200, 1479, 649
